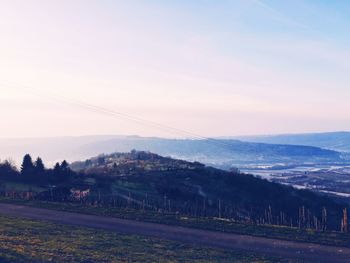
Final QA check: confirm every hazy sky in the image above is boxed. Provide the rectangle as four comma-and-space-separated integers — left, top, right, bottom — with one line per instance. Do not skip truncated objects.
1, 0, 350, 138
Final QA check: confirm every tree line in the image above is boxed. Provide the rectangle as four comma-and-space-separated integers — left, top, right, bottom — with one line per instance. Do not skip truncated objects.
0, 154, 73, 184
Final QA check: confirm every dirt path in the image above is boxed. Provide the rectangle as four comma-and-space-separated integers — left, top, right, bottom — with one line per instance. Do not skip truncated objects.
0, 203, 349, 262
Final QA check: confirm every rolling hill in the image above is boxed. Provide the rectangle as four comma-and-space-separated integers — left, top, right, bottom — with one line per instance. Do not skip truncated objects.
69, 150, 347, 230
0, 149, 348, 230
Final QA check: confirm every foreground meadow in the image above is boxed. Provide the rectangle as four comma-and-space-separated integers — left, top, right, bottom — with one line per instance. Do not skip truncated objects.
0, 215, 292, 263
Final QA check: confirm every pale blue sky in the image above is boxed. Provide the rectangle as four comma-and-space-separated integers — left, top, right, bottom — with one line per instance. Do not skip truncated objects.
1, 0, 350, 138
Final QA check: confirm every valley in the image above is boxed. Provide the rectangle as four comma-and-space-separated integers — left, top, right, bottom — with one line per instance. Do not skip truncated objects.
241, 163, 350, 200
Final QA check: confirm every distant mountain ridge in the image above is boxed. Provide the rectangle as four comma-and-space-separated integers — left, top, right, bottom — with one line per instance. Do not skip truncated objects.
0, 134, 347, 169
234, 131, 350, 152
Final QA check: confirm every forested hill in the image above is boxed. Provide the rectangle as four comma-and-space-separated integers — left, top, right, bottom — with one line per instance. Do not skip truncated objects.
70, 151, 347, 230
75, 136, 346, 169
0, 151, 348, 230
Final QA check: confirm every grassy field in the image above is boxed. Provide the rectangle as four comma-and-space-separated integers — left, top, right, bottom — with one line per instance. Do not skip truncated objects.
0, 214, 291, 263
1, 198, 350, 248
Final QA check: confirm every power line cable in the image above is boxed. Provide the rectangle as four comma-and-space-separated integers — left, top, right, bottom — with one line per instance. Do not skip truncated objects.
1, 82, 237, 150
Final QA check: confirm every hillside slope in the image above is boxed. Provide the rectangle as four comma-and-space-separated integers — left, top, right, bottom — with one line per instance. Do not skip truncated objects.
70, 151, 347, 230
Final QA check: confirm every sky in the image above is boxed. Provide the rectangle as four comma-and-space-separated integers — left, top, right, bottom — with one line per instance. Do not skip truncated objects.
1, 0, 350, 138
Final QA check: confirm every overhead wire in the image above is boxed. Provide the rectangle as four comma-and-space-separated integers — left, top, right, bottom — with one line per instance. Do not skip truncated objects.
1, 82, 237, 150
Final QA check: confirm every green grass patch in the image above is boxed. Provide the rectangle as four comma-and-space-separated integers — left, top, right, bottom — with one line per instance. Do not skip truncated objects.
0, 182, 45, 192
0, 215, 288, 262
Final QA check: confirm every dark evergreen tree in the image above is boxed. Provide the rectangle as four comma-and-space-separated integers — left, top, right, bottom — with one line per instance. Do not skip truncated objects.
61, 160, 69, 171
53, 162, 61, 175
34, 157, 45, 174
21, 154, 34, 176
0, 160, 19, 178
